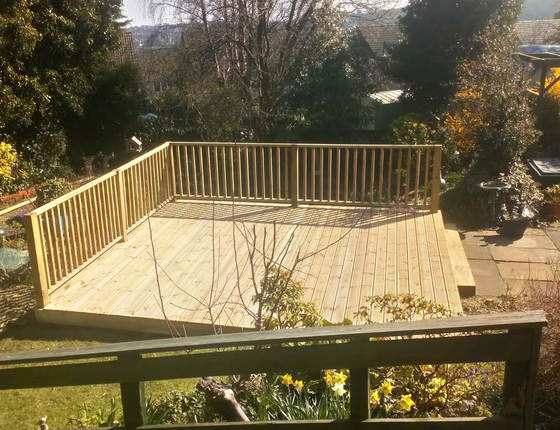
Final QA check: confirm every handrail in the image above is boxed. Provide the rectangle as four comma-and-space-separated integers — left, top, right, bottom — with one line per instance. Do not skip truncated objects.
168, 142, 443, 210
0, 311, 546, 430
0, 310, 546, 366
24, 142, 174, 306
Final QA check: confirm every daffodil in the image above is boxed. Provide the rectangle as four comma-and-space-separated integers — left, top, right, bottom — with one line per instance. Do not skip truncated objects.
428, 377, 446, 394
293, 380, 304, 392
380, 380, 394, 396
282, 374, 293, 386
332, 382, 347, 396
323, 369, 334, 386
399, 394, 415, 411
334, 372, 348, 384
370, 390, 380, 405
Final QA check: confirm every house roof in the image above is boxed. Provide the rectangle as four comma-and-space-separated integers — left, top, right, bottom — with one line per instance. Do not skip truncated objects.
110, 31, 135, 65
369, 89, 403, 104
358, 19, 560, 55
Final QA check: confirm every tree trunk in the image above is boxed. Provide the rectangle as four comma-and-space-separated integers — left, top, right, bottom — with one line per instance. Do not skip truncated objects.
196, 377, 250, 422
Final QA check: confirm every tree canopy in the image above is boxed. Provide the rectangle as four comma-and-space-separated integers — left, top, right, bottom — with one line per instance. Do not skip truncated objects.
389, 0, 524, 113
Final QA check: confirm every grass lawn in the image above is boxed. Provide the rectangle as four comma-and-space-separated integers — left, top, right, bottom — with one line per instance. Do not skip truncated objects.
0, 317, 196, 430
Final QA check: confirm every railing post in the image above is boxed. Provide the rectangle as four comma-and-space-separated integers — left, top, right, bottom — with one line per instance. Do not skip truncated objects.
116, 169, 128, 242
290, 145, 299, 207
23, 213, 50, 307
119, 355, 146, 429
430, 145, 442, 213
503, 328, 543, 430
169, 144, 177, 200
350, 339, 370, 421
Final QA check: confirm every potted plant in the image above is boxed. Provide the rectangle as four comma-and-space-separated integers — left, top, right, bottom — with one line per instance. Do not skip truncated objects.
544, 184, 560, 219
500, 206, 533, 239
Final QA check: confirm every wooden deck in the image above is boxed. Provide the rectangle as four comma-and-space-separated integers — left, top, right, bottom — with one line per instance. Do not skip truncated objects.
37, 201, 463, 334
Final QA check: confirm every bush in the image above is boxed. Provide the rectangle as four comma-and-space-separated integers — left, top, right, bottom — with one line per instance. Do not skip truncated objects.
0, 141, 28, 195
37, 178, 72, 206
390, 114, 435, 146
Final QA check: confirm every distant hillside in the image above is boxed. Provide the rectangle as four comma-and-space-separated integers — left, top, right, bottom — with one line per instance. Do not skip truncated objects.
521, 0, 560, 20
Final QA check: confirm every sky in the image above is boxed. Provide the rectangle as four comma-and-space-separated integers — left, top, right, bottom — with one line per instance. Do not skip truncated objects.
122, 0, 154, 26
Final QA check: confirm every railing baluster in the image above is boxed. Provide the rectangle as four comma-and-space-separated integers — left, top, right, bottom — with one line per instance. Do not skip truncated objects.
396, 148, 402, 206
344, 148, 349, 202
320, 148, 324, 202
387, 148, 393, 205
312, 147, 316, 202
361, 148, 366, 203
431, 145, 443, 213
423, 148, 431, 208
415, 149, 422, 206
370, 149, 376, 204
353, 149, 358, 203
337, 148, 341, 202
290, 145, 299, 207
191, 146, 198, 196
237, 147, 243, 199
276, 147, 281, 201
328, 148, 332, 202
183, 145, 190, 197
268, 147, 274, 200
260, 146, 266, 200
199, 146, 206, 197
378, 148, 385, 204
284, 147, 289, 200
229, 147, 235, 199
252, 147, 258, 199
303, 147, 308, 201
177, 145, 184, 197
405, 149, 412, 206
207, 146, 214, 198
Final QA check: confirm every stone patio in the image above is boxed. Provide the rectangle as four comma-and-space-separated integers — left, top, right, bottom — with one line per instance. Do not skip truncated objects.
460, 226, 560, 296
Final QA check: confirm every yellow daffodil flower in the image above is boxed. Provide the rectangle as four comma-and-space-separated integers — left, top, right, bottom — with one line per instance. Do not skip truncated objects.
323, 370, 334, 387
332, 382, 347, 396
293, 380, 304, 392
282, 374, 293, 386
334, 372, 348, 384
399, 394, 415, 411
380, 380, 394, 395
370, 390, 380, 405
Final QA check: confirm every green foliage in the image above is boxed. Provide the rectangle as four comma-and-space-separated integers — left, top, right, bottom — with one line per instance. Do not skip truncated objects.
66, 397, 121, 428
67, 62, 145, 158
254, 266, 323, 330
19, 127, 70, 183
389, 0, 524, 113
281, 29, 377, 141
146, 390, 219, 424
545, 184, 560, 204
389, 114, 435, 146
37, 178, 72, 206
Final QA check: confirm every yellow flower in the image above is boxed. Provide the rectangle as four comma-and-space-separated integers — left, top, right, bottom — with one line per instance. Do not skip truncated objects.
370, 390, 380, 405
334, 372, 348, 384
323, 370, 334, 387
380, 380, 394, 396
399, 394, 415, 411
293, 380, 304, 392
332, 382, 347, 396
282, 374, 293, 386
428, 377, 446, 394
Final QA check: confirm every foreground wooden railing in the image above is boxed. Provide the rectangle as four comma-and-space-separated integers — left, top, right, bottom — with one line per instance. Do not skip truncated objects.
0, 311, 546, 430
24, 144, 173, 307
169, 143, 442, 211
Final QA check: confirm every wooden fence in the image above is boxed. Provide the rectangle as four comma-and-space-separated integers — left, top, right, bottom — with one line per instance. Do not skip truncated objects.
169, 143, 442, 210
23, 144, 173, 307
0, 311, 546, 430
24, 142, 442, 308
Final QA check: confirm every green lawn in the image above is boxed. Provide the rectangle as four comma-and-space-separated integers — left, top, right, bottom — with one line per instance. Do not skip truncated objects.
0, 319, 196, 430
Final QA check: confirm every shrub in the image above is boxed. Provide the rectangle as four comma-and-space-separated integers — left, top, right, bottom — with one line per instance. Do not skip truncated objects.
390, 114, 435, 146
0, 141, 28, 194
36, 178, 72, 206
66, 398, 120, 428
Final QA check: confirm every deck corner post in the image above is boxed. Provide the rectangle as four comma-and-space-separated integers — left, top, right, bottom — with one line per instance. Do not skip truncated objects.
119, 355, 146, 429
503, 328, 543, 430
116, 169, 128, 242
350, 338, 370, 421
23, 212, 50, 308
430, 145, 443, 213
290, 144, 299, 207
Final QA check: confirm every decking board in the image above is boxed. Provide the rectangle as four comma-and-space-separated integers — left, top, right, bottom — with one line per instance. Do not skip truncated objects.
41, 202, 463, 333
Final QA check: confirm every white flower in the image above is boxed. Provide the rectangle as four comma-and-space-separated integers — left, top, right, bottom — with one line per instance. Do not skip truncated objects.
332, 382, 347, 396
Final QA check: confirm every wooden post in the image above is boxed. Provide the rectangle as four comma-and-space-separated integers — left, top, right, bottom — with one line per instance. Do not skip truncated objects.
169, 144, 177, 200
430, 145, 443, 213
119, 355, 146, 429
290, 145, 299, 207
23, 213, 50, 307
503, 328, 543, 430
539, 63, 548, 101
350, 339, 370, 421
116, 169, 128, 242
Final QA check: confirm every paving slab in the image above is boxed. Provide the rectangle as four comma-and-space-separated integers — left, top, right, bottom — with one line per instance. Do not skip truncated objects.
462, 244, 493, 260
489, 246, 560, 264
504, 279, 553, 293
469, 259, 502, 277
481, 233, 556, 250
497, 262, 554, 281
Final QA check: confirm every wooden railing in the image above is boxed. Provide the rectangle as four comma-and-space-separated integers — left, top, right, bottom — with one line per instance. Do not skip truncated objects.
169, 143, 443, 211
0, 311, 546, 430
25, 141, 443, 308
24, 144, 173, 307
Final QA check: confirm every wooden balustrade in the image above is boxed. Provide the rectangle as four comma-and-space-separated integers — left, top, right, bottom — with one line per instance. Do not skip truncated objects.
24, 141, 443, 308
24, 144, 174, 307
169, 143, 442, 210
0, 311, 546, 430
